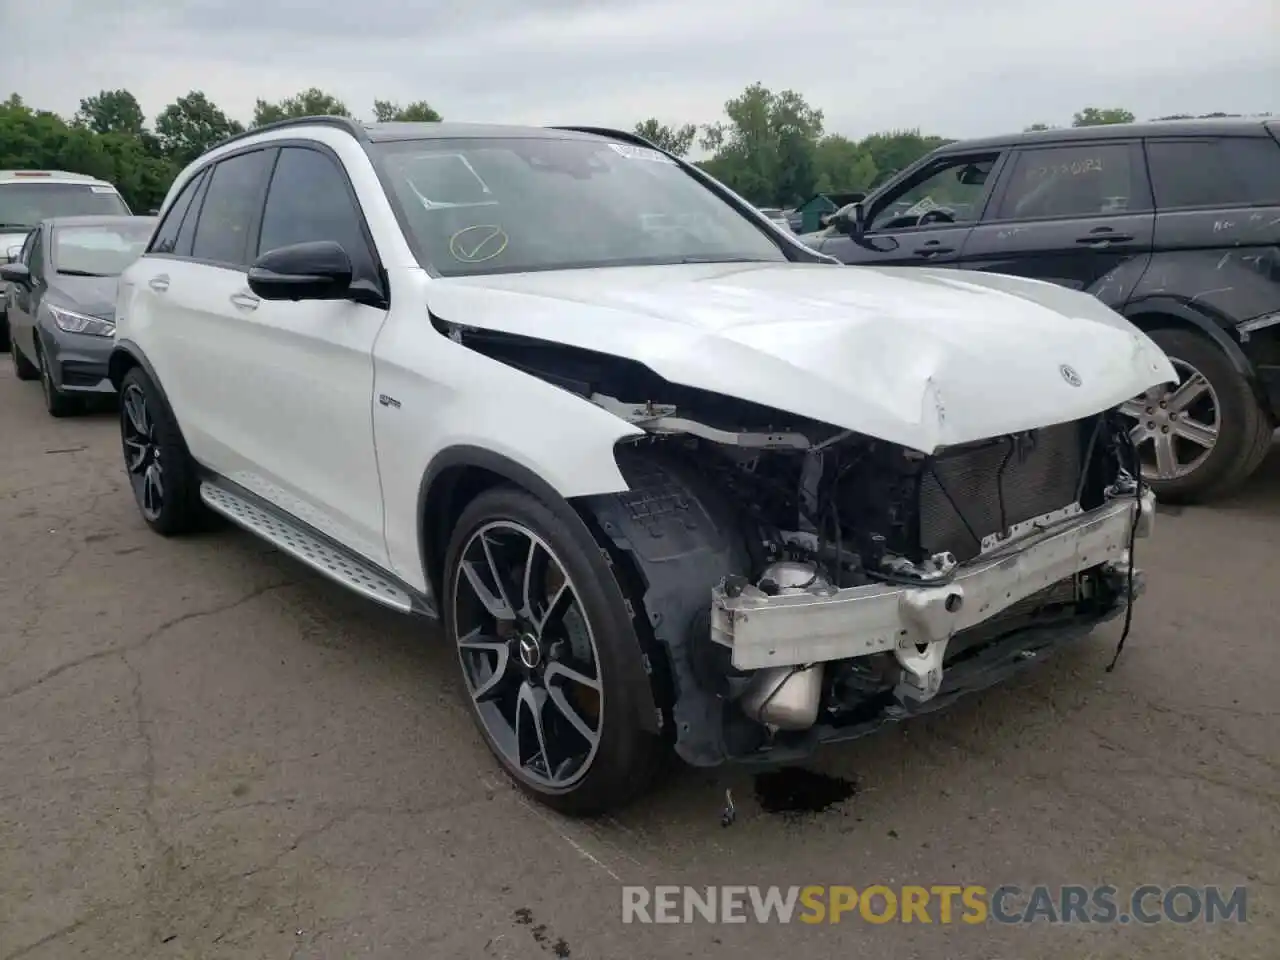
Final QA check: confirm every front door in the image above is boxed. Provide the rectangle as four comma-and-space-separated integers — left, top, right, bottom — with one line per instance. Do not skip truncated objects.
214, 144, 392, 565
960, 140, 1155, 309
818, 150, 1007, 267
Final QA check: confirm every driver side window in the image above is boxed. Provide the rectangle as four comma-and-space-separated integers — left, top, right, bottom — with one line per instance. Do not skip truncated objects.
869, 153, 1001, 231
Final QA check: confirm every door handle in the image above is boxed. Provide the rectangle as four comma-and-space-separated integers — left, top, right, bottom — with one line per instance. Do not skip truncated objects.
914, 243, 956, 256
148, 275, 170, 293
1075, 230, 1134, 245
229, 291, 260, 311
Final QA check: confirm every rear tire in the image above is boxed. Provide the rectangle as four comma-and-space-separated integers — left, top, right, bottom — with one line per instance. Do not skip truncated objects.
1126, 328, 1270, 504
10, 337, 38, 381
119, 366, 206, 536
444, 485, 663, 816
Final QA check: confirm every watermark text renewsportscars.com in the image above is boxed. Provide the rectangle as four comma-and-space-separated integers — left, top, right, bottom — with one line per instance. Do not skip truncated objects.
621, 884, 1248, 925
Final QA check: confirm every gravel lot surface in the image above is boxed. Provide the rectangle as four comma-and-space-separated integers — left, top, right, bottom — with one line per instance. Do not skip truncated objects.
1, 362, 1276, 959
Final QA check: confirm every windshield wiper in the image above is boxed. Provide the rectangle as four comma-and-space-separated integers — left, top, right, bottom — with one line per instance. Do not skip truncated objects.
57, 269, 109, 278
0, 222, 33, 230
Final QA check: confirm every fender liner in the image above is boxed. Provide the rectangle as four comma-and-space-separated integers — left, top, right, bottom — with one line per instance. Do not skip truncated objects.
417, 444, 662, 735
108, 339, 174, 405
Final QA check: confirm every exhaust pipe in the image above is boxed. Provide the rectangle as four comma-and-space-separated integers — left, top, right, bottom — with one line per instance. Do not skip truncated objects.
739, 665, 824, 730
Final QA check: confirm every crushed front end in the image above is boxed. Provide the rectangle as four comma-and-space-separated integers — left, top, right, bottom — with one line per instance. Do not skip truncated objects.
584, 393, 1152, 766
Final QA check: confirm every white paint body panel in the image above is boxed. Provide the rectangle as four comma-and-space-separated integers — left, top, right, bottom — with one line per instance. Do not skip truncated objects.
117, 121, 1175, 596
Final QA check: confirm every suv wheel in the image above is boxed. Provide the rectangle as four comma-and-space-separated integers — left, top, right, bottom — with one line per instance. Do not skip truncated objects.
10, 337, 38, 381
444, 486, 662, 816
119, 366, 206, 535
1120, 327, 1273, 503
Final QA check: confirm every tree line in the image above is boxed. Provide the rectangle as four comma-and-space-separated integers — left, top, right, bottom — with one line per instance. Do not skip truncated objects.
0, 82, 1264, 215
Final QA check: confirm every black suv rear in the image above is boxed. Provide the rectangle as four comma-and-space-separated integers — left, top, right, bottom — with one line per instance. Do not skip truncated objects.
804, 119, 1280, 502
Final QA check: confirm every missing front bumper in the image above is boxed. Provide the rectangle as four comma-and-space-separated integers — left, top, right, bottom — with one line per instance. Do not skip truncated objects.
712, 490, 1154, 704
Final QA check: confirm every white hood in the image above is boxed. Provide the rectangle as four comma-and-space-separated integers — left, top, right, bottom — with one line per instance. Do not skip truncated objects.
424, 262, 1176, 453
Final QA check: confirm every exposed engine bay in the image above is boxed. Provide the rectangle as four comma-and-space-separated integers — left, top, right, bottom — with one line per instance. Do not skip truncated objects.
442, 321, 1152, 766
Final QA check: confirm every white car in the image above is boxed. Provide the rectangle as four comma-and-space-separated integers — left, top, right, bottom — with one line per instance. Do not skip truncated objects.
110, 117, 1173, 815
1, 170, 131, 351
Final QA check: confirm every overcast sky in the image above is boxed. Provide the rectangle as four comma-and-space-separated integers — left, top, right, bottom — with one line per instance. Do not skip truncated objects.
2, 0, 1276, 141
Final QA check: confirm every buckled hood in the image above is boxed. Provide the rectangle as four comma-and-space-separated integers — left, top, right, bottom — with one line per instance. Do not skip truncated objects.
425, 261, 1176, 452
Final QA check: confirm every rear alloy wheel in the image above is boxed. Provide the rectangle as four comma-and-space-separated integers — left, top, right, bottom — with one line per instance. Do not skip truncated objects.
119, 366, 205, 535
1118, 327, 1273, 503
445, 486, 662, 815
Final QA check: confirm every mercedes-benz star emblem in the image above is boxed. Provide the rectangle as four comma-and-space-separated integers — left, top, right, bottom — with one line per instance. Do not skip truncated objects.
1059, 364, 1082, 387
517, 633, 542, 669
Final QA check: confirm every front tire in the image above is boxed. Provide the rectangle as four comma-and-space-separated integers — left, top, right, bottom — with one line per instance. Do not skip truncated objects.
444, 486, 663, 816
35, 341, 79, 417
1120, 327, 1272, 503
119, 366, 206, 535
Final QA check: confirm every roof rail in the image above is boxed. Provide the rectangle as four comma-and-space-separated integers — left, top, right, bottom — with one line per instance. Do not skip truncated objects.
210, 114, 369, 154
550, 125, 668, 154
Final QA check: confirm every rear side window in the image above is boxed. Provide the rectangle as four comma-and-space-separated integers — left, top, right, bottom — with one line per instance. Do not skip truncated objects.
994, 143, 1148, 220
191, 149, 274, 266
149, 169, 207, 255
175, 173, 212, 258
1147, 138, 1280, 209
256, 147, 372, 263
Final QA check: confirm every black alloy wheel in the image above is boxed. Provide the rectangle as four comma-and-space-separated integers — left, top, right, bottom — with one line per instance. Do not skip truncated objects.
453, 518, 605, 790
122, 381, 164, 522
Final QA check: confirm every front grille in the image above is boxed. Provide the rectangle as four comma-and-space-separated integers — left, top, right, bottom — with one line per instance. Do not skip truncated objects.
919, 420, 1086, 562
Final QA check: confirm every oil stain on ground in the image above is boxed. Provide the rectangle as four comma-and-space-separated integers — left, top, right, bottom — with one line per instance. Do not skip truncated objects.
754, 767, 857, 820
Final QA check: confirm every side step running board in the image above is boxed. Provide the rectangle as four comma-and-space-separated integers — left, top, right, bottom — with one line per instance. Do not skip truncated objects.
199, 480, 433, 617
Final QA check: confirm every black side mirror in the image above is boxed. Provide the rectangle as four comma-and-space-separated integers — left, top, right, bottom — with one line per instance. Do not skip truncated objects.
827, 199, 868, 236
248, 241, 353, 302
3, 244, 22, 264
0, 262, 31, 285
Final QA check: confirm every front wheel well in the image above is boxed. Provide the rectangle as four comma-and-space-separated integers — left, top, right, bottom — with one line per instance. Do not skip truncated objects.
108, 349, 140, 390
420, 464, 511, 601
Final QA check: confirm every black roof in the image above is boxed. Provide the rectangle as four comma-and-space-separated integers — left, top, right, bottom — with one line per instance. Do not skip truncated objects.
941, 117, 1272, 153
212, 114, 638, 152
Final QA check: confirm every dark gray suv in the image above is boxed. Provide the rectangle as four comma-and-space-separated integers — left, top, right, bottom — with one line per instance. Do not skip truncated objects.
803, 119, 1280, 503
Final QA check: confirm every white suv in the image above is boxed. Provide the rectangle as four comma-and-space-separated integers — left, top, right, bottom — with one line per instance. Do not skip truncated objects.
111, 117, 1172, 815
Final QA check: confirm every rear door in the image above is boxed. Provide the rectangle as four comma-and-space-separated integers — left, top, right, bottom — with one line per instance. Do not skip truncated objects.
121, 149, 277, 464
1131, 134, 1280, 323
818, 150, 1007, 267
960, 139, 1155, 309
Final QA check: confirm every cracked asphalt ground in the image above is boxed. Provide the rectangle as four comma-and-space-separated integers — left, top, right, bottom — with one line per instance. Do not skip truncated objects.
1, 362, 1277, 960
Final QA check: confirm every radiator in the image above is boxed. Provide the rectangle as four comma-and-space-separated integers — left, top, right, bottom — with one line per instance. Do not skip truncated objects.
918, 420, 1086, 563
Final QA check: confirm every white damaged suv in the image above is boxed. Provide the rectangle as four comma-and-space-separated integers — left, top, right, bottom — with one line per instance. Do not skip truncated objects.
110, 117, 1173, 814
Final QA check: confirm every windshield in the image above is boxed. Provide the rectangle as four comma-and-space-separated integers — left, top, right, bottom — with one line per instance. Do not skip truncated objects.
372, 137, 787, 276
52, 220, 153, 277
0, 182, 130, 230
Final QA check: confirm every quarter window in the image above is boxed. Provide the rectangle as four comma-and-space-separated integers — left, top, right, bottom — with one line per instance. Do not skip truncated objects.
257, 147, 371, 263
1147, 138, 1280, 209
995, 144, 1148, 220
191, 149, 274, 266
149, 169, 206, 255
